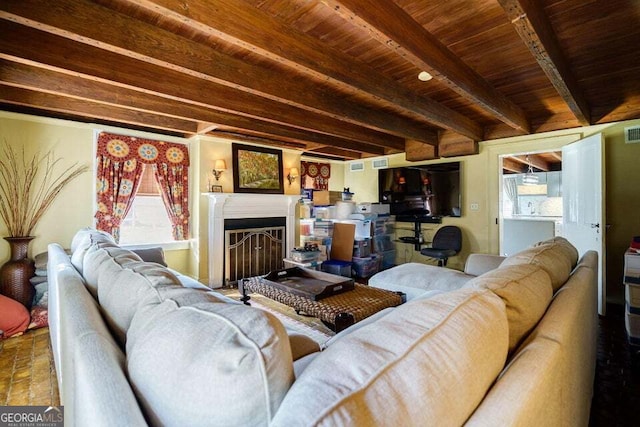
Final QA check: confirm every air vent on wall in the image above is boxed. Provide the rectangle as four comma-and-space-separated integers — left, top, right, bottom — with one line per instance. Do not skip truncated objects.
625, 126, 640, 144
371, 158, 389, 169
349, 161, 364, 172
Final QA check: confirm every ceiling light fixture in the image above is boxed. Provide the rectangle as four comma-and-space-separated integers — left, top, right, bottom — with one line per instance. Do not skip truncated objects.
418, 71, 433, 81
523, 155, 539, 185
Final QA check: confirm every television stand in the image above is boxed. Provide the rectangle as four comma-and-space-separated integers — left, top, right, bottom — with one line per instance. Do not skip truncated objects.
395, 214, 442, 224
396, 218, 439, 251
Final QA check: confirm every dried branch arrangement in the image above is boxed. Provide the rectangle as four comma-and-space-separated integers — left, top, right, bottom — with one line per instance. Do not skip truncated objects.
0, 143, 89, 237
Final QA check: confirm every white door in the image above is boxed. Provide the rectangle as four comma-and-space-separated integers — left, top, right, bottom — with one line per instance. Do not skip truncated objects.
562, 133, 606, 315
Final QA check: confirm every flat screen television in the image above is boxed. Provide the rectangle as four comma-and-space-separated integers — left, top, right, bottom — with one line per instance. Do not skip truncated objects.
378, 162, 461, 217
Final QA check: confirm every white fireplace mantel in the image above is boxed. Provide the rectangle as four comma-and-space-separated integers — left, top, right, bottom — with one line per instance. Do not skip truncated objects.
207, 193, 299, 288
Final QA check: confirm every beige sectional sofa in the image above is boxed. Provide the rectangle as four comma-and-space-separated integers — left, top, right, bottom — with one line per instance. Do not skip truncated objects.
48, 229, 319, 426
48, 230, 597, 426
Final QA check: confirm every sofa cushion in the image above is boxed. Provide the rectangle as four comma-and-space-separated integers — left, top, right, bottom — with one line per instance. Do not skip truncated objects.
465, 264, 553, 352
127, 299, 294, 426
500, 240, 575, 291
534, 236, 579, 269
70, 227, 115, 253
70, 230, 116, 274
271, 288, 509, 426
368, 262, 474, 300
83, 247, 143, 298
97, 260, 182, 346
70, 227, 93, 253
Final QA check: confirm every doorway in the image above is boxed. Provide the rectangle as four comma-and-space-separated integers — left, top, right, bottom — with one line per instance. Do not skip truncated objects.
498, 134, 606, 315
499, 151, 563, 256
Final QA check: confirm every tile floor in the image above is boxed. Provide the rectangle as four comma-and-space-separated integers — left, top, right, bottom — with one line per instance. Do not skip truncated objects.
0, 327, 59, 406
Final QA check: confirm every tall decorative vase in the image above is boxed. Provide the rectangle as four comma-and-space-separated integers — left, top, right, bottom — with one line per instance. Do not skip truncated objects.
0, 236, 36, 311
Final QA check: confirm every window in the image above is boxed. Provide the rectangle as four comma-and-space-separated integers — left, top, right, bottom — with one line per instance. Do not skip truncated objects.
95, 132, 190, 244
119, 165, 175, 245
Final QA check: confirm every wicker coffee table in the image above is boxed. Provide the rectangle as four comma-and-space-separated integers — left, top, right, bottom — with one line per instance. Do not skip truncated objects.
240, 274, 405, 332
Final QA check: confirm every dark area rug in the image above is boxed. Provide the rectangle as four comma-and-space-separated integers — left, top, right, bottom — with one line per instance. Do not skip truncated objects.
590, 303, 640, 426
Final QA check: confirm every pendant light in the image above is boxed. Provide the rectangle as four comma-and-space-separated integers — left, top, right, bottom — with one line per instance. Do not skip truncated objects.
523, 155, 539, 185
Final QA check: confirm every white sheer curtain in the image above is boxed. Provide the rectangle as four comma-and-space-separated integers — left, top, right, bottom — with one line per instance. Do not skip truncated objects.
504, 176, 520, 215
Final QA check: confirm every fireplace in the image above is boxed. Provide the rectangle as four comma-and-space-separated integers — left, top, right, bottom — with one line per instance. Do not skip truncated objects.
207, 194, 298, 288
224, 217, 286, 285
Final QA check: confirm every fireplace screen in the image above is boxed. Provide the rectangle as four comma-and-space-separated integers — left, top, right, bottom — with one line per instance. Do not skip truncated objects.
225, 226, 285, 285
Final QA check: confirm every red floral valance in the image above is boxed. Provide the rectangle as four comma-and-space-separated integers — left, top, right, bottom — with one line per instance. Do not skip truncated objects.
301, 161, 331, 190
96, 132, 189, 166
95, 132, 190, 241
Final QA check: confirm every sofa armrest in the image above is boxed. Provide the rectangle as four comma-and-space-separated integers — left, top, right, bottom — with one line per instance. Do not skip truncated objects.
464, 254, 506, 277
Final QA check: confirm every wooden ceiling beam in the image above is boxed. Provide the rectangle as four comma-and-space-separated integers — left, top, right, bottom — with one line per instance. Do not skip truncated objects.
114, 0, 482, 141
502, 157, 527, 173
206, 131, 309, 151
0, 20, 405, 151
405, 140, 438, 162
549, 151, 562, 161
306, 146, 363, 160
0, 84, 199, 134
0, 0, 438, 146
438, 131, 479, 158
197, 123, 218, 134
323, 0, 530, 133
0, 59, 386, 156
498, 0, 591, 126
211, 124, 386, 157
511, 154, 550, 171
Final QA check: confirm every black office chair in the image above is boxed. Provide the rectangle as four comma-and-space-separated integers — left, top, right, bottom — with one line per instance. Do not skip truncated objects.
420, 226, 462, 267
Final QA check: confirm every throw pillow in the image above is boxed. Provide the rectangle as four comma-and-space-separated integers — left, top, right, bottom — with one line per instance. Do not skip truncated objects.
34, 251, 49, 270
34, 249, 71, 271
0, 294, 30, 338
131, 247, 167, 267
30, 276, 48, 285
28, 306, 48, 330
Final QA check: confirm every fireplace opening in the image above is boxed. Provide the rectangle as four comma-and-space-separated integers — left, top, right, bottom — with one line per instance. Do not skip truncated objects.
224, 217, 286, 286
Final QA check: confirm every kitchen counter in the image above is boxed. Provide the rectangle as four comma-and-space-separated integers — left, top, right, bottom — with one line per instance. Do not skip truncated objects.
505, 215, 562, 221
503, 217, 561, 256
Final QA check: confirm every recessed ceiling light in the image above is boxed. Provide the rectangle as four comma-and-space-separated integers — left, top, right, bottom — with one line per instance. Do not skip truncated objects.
418, 71, 433, 81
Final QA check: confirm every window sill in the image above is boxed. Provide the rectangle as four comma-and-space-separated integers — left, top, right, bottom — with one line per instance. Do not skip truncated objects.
120, 240, 191, 252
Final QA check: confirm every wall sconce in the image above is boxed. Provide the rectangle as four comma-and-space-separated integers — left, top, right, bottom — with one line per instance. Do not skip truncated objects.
287, 167, 299, 185
212, 159, 226, 181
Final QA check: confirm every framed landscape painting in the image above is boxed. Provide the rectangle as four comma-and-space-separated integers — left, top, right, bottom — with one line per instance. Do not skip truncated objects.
232, 143, 284, 194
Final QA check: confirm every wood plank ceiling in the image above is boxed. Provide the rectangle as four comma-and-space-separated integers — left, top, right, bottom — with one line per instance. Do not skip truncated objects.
1, 0, 639, 161
503, 151, 562, 174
